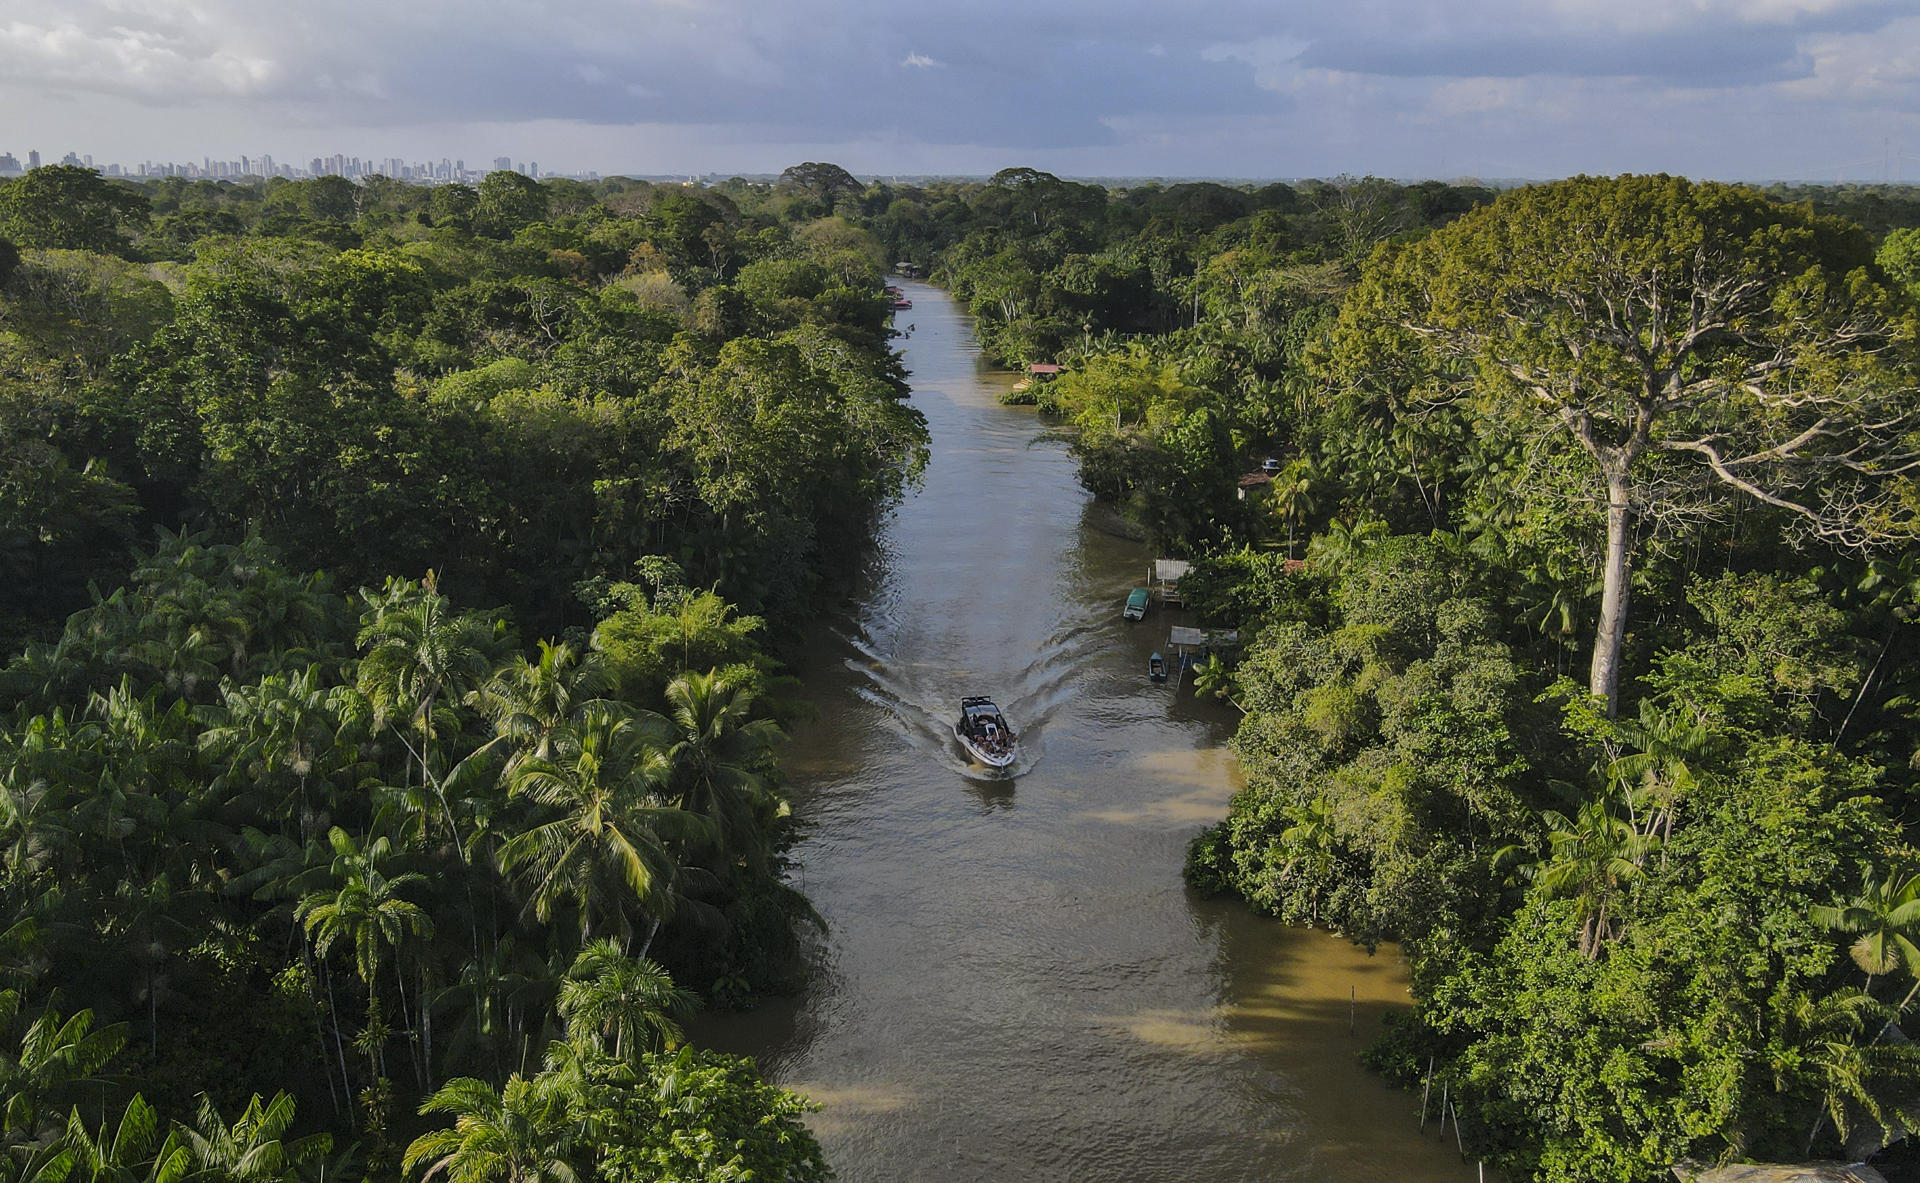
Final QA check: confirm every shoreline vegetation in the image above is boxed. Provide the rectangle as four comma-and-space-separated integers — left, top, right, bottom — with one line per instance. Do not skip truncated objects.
0, 162, 923, 1181
6, 158, 1920, 1180
842, 168, 1920, 1181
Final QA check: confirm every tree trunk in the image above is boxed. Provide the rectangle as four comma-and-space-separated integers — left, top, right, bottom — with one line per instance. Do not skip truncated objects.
324, 961, 352, 1094
1589, 474, 1633, 717
421, 964, 433, 1090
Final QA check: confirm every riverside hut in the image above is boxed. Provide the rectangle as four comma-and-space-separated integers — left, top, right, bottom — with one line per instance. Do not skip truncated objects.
1150, 559, 1191, 606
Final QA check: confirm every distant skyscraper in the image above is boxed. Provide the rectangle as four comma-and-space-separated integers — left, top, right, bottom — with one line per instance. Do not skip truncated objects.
27, 149, 40, 168
493, 156, 511, 172
529, 161, 538, 178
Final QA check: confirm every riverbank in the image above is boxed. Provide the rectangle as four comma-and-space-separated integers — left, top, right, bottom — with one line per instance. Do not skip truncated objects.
697, 280, 1479, 1181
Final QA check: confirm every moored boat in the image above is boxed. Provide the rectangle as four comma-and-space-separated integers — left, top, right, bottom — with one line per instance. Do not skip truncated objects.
1148, 652, 1168, 682
1124, 587, 1149, 620
954, 696, 1018, 769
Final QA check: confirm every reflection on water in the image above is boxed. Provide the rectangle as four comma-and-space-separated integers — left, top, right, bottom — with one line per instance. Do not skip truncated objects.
693, 283, 1478, 1181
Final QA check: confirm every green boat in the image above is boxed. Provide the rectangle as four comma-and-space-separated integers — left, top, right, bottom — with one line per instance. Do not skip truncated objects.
1124, 587, 1149, 621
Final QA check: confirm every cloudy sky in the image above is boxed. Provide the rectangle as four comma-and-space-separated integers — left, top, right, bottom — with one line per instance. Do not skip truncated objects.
4, 0, 1918, 180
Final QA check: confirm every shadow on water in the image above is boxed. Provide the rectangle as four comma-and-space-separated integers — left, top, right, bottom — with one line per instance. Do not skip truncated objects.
692, 281, 1479, 1183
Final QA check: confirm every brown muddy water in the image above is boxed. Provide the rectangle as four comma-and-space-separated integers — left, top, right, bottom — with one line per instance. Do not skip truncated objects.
694, 281, 1479, 1181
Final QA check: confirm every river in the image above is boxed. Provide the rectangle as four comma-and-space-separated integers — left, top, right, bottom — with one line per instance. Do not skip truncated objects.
696, 281, 1478, 1181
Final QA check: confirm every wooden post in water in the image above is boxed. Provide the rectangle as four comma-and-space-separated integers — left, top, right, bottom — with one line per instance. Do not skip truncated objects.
1439, 1081, 1449, 1138
1451, 1100, 1465, 1157
1419, 1057, 1434, 1130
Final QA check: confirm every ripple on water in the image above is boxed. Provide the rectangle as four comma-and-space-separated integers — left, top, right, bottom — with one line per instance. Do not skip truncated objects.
693, 281, 1484, 1183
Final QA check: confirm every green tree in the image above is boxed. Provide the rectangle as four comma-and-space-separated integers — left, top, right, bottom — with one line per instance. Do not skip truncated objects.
403, 1075, 575, 1183
555, 940, 692, 1062
777, 163, 860, 208
175, 1092, 329, 1183
474, 174, 550, 240
356, 577, 501, 835
1325, 175, 1920, 713
660, 672, 781, 868
0, 996, 127, 1150
60, 1094, 190, 1183
297, 829, 434, 992
0, 167, 150, 254
1813, 867, 1920, 1004
497, 705, 699, 951
580, 1048, 828, 1183
1517, 794, 1656, 959
470, 643, 607, 766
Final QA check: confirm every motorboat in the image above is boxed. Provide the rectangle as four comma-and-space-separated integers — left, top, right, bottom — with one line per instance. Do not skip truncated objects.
1124, 587, 1149, 620
954, 696, 1018, 769
1148, 652, 1168, 682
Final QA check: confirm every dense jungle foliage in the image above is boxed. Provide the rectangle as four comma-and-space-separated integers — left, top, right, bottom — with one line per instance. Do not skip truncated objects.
0, 163, 927, 1181
13, 157, 1920, 1182
828, 167, 1920, 1179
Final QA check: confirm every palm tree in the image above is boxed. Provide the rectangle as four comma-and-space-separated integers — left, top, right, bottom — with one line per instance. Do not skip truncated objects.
1608, 698, 1721, 860
1278, 797, 1338, 922
660, 672, 780, 870
1765, 988, 1920, 1156
198, 665, 341, 831
7, 1138, 78, 1183
470, 643, 608, 768
497, 705, 701, 952
0, 710, 92, 878
555, 940, 693, 1062
0, 995, 128, 1152
403, 1076, 576, 1183
297, 829, 434, 992
296, 829, 434, 1085
1267, 458, 1317, 557
1520, 793, 1656, 959
1304, 517, 1387, 578
175, 1092, 330, 1183
355, 576, 500, 821
1814, 867, 1920, 1006
1192, 654, 1235, 703
60, 1094, 191, 1183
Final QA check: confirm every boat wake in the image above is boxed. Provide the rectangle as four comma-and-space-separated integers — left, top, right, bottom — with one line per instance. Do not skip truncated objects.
832, 597, 1105, 780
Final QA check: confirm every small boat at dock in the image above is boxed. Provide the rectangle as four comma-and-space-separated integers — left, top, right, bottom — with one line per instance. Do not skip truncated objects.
954, 696, 1018, 769
1148, 652, 1168, 682
1124, 587, 1149, 620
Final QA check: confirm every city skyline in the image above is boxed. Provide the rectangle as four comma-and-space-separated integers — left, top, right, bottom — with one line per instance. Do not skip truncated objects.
0, 146, 595, 184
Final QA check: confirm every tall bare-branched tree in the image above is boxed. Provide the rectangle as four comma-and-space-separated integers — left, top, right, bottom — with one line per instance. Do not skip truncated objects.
1325, 174, 1920, 712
